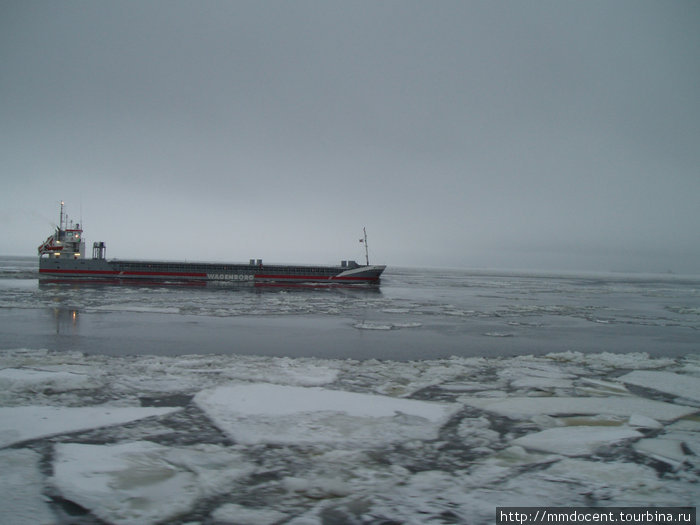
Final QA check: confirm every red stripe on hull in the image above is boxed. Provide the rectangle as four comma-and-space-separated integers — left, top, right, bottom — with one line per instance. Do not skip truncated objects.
39, 269, 208, 278
254, 274, 378, 282
40, 278, 207, 287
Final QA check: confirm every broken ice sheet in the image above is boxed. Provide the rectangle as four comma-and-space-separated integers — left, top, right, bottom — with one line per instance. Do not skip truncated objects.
362, 453, 669, 525
498, 359, 577, 388
460, 396, 697, 423
441, 380, 506, 393
194, 383, 459, 445
0, 405, 179, 448
509, 376, 574, 391
457, 416, 501, 447
51, 441, 254, 525
511, 426, 642, 456
574, 377, 631, 396
211, 503, 288, 525
619, 370, 700, 404
220, 357, 340, 386
461, 446, 561, 490
628, 414, 663, 429
546, 351, 676, 371
0, 367, 95, 392
537, 458, 665, 502
633, 419, 700, 470
634, 437, 691, 469
0, 448, 54, 525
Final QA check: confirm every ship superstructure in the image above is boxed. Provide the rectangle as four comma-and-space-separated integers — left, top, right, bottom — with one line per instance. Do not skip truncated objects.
38, 202, 85, 260
38, 203, 385, 284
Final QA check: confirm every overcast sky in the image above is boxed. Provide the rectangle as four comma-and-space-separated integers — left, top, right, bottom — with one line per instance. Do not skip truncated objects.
2, 1, 699, 273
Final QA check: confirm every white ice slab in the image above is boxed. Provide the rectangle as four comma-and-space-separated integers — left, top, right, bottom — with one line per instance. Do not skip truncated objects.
634, 438, 690, 469
457, 416, 500, 447
574, 378, 631, 396
221, 358, 339, 387
460, 396, 697, 422
0, 405, 179, 448
547, 351, 676, 370
619, 370, 700, 403
194, 383, 458, 445
499, 360, 576, 381
510, 377, 574, 390
628, 414, 663, 429
0, 448, 54, 525
512, 426, 642, 456
0, 367, 93, 391
52, 441, 254, 525
354, 321, 393, 330
211, 503, 288, 525
540, 458, 664, 498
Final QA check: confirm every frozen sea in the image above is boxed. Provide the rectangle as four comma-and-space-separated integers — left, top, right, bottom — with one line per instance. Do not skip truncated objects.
0, 256, 698, 524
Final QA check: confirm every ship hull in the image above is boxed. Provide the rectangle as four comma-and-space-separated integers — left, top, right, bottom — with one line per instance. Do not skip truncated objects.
39, 258, 385, 284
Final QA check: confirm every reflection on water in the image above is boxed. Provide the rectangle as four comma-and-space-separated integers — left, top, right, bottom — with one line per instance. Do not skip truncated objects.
34, 278, 383, 320
52, 308, 79, 335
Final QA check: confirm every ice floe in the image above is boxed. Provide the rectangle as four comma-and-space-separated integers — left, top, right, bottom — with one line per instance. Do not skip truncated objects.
195, 383, 459, 445
634, 437, 692, 469
211, 503, 288, 525
509, 376, 574, 391
619, 370, 700, 404
574, 377, 631, 396
457, 416, 501, 447
536, 458, 665, 502
0, 448, 54, 525
219, 356, 340, 386
632, 419, 700, 470
628, 413, 663, 429
51, 441, 254, 525
353, 321, 393, 330
0, 367, 94, 392
511, 426, 642, 456
459, 396, 698, 422
547, 351, 677, 371
353, 320, 421, 330
0, 405, 179, 448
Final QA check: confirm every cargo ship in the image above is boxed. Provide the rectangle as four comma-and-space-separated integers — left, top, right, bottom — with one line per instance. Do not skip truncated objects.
38, 202, 385, 284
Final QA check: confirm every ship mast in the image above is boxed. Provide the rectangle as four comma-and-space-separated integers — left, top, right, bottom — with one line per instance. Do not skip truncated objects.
59, 200, 65, 230
363, 227, 369, 266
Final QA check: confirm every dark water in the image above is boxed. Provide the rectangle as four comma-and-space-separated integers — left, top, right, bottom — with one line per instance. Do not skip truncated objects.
1, 257, 698, 359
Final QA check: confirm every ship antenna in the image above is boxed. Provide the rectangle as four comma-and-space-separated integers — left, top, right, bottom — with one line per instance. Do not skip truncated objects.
363, 227, 369, 266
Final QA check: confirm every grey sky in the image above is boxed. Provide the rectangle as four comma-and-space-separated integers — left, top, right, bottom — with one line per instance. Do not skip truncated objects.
2, 1, 699, 273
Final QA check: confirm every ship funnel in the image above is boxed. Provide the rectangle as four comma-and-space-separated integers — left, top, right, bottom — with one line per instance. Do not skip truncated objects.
93, 242, 106, 260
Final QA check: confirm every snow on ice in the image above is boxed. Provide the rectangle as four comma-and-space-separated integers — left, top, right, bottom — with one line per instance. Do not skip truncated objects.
1, 348, 698, 524
511, 426, 643, 456
459, 396, 697, 423
0, 405, 179, 448
353, 321, 423, 330
0, 448, 54, 525
211, 503, 288, 525
194, 383, 458, 445
52, 441, 255, 525
619, 370, 700, 404
0, 367, 94, 392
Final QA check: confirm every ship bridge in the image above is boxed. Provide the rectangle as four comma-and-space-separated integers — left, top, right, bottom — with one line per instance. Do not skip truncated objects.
37, 202, 85, 260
